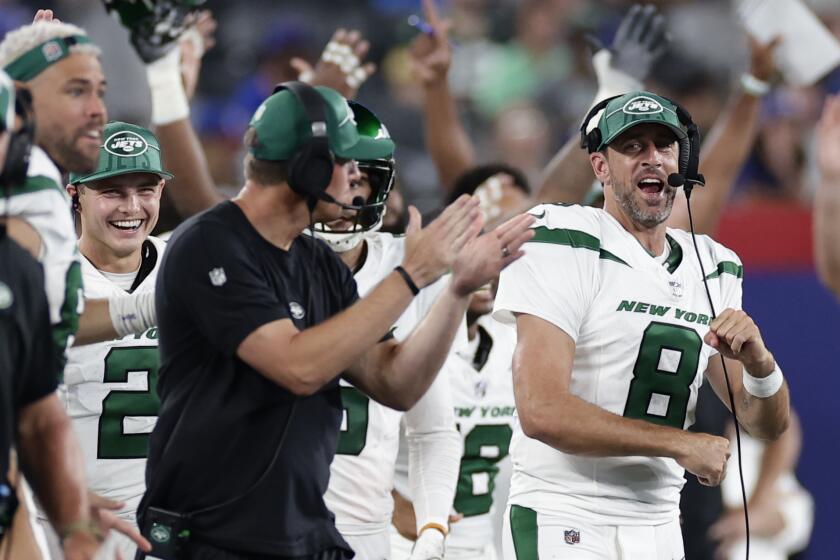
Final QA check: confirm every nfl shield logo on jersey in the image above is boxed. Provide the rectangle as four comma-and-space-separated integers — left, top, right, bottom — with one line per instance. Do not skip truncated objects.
668, 280, 684, 298
208, 267, 227, 287
564, 529, 580, 545
289, 302, 305, 319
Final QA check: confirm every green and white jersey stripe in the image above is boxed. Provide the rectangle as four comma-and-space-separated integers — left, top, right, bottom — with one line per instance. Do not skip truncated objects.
59, 236, 166, 520
0, 146, 83, 363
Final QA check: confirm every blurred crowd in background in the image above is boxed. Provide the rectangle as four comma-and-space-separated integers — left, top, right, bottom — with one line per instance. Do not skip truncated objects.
3, 0, 840, 225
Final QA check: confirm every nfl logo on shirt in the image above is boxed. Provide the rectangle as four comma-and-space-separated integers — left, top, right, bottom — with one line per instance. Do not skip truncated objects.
208, 267, 227, 287
564, 529, 580, 545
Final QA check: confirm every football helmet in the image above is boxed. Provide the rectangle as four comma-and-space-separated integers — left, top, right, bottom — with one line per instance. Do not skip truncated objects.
103, 0, 206, 62
313, 100, 396, 252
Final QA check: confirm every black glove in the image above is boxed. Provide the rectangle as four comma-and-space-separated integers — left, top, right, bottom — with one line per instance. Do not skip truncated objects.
103, 0, 205, 63
585, 4, 669, 82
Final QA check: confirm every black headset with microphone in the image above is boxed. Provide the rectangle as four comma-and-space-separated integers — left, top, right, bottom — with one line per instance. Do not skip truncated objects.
579, 93, 706, 196
0, 87, 34, 195
271, 81, 366, 211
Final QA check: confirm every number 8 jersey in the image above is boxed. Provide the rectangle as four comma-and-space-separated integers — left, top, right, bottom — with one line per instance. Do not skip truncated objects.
493, 204, 743, 525
60, 236, 166, 520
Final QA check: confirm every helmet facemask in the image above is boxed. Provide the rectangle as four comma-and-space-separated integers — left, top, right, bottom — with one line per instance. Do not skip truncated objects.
313, 101, 396, 253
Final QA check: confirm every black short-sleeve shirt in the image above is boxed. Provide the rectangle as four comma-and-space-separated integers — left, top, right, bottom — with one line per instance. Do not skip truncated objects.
139, 202, 359, 556
0, 237, 60, 477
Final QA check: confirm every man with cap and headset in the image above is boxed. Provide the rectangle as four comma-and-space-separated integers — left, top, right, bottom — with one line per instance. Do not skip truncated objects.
26, 121, 173, 560
136, 82, 534, 560
492, 91, 790, 559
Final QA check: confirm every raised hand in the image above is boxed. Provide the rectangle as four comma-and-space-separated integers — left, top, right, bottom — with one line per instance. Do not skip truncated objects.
748, 34, 782, 83
409, 0, 453, 88
32, 8, 60, 24
676, 431, 731, 486
451, 213, 535, 297
585, 4, 668, 83
401, 195, 482, 290
817, 95, 840, 183
291, 29, 376, 99
179, 10, 217, 101
704, 308, 775, 375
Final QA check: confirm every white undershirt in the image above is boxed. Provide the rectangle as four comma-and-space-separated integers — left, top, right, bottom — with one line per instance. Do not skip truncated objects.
100, 268, 139, 291
653, 240, 671, 267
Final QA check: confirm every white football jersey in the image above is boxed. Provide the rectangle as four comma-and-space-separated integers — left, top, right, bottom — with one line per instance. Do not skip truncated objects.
447, 314, 516, 552
0, 147, 83, 354
325, 232, 459, 536
493, 204, 743, 525
60, 236, 166, 519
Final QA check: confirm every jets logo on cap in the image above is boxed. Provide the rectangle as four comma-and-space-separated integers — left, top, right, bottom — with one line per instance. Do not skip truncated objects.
622, 96, 663, 115
104, 131, 149, 157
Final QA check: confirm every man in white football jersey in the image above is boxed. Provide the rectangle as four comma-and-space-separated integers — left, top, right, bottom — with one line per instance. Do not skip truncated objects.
0, 15, 159, 364
391, 166, 531, 560
316, 102, 462, 560
493, 91, 790, 559
39, 121, 171, 559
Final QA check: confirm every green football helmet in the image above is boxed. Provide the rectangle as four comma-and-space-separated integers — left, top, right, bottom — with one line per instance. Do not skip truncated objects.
103, 0, 206, 62
313, 100, 397, 253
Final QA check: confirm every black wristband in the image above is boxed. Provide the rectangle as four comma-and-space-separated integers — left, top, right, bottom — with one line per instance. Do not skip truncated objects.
394, 266, 420, 296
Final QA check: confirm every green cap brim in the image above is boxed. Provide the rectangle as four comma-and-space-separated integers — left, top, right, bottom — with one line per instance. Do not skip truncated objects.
333, 136, 395, 161
71, 169, 173, 185
600, 119, 686, 151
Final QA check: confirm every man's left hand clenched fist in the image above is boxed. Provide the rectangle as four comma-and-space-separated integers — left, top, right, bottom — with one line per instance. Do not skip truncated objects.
704, 309, 775, 375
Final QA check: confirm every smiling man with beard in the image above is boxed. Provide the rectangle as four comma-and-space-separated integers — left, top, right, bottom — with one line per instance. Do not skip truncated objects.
0, 17, 160, 365
0, 19, 106, 362
493, 91, 790, 560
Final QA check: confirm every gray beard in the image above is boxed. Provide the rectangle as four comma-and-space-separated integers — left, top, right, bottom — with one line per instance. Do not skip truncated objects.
612, 182, 676, 228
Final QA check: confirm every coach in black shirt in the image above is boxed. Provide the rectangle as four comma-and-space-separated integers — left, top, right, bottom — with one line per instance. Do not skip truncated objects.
139, 83, 534, 559
0, 234, 107, 557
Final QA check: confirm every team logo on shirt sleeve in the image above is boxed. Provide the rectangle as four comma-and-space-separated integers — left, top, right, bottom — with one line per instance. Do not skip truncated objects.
289, 301, 305, 319
0, 282, 13, 309
208, 267, 227, 287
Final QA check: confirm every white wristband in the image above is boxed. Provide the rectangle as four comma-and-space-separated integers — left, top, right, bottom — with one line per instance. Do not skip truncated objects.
743, 362, 784, 398
740, 73, 771, 97
146, 46, 189, 126
108, 291, 157, 338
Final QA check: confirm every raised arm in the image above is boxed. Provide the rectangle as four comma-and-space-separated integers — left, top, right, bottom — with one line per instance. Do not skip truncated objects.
346, 213, 534, 410
668, 36, 781, 233
814, 95, 840, 297
411, 0, 475, 192
537, 4, 668, 204
145, 15, 225, 218
513, 312, 732, 486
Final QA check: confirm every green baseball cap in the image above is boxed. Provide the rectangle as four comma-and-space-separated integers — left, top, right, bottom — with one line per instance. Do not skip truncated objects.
596, 91, 687, 151
248, 86, 395, 162
70, 121, 173, 185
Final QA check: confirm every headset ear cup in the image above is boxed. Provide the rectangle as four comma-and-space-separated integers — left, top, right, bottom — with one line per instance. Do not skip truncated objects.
588, 130, 602, 154
678, 136, 691, 177
287, 137, 334, 199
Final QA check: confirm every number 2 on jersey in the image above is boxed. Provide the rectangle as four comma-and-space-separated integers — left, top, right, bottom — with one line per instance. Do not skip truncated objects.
455, 424, 513, 517
98, 346, 160, 459
623, 322, 702, 429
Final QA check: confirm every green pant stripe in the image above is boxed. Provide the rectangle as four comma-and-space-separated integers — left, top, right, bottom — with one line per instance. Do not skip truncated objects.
510, 505, 538, 560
